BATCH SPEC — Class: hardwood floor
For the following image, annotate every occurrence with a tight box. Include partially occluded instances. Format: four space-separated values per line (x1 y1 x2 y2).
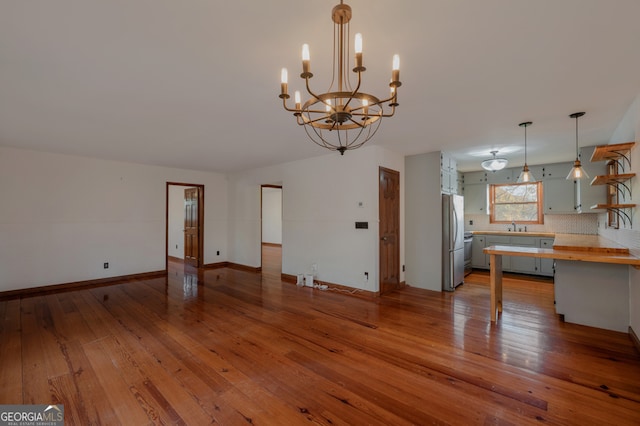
1 249 639 425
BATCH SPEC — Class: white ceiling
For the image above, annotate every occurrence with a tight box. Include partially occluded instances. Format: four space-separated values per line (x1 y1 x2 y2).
1 0 640 173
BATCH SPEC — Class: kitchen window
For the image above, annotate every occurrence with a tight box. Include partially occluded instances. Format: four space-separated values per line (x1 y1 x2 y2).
489 182 543 224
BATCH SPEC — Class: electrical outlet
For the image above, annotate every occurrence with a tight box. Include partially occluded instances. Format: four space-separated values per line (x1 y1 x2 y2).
176 244 178 249
469 220 474 225
217 250 220 256
364 272 369 280
103 262 109 269
402 265 405 272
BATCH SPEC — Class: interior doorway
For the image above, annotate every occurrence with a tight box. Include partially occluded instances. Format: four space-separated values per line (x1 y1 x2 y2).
261 185 282 278
166 182 204 270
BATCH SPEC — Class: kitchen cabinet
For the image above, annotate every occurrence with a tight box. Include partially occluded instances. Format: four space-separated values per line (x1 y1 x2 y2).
471 235 487 268
464 171 488 184
538 238 554 276
555 260 629 332
463 183 487 214
541 162 571 180
541 162 578 214
485 235 511 270
478 234 549 276
456 172 464 195
543 177 578 214
486 169 515 184
440 152 459 194
508 236 537 274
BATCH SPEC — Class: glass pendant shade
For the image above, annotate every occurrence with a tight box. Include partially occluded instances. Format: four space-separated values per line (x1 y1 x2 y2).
566 112 589 180
481 151 508 171
517 164 535 183
516 121 536 183
566 160 589 180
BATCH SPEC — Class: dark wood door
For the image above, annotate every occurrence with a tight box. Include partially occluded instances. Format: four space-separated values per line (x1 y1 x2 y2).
184 187 201 267
379 167 400 295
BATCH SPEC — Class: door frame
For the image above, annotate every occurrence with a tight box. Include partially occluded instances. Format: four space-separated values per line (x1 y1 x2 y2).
260 184 283 269
166 182 205 270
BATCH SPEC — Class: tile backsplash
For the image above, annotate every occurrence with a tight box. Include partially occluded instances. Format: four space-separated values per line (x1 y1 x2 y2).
464 213 599 235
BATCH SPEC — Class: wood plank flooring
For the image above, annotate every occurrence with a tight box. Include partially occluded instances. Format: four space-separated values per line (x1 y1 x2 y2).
1 246 639 425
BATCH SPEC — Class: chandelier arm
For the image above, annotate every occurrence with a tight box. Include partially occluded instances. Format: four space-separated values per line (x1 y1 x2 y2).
346 116 367 129
298 114 334 126
342 71 363 111
304 77 333 111
380 105 397 118
372 93 398 106
281 98 299 113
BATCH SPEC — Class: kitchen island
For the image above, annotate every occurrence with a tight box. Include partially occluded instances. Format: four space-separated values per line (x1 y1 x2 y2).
484 234 640 331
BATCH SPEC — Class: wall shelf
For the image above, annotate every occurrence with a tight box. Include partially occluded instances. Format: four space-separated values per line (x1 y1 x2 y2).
590 173 636 186
590 204 635 226
589 141 635 228
590 141 635 166
590 173 636 201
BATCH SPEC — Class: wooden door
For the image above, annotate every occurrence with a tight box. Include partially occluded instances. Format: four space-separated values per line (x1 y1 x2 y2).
184 187 201 267
379 167 400 295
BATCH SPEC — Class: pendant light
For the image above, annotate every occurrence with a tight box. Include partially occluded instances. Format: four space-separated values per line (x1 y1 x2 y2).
516 121 535 183
566 112 589 180
481 151 508 172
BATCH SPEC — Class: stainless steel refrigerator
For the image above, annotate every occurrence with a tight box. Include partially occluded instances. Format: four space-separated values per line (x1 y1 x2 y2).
442 193 465 291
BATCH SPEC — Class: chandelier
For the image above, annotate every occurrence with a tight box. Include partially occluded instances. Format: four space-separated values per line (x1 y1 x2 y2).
279 1 401 155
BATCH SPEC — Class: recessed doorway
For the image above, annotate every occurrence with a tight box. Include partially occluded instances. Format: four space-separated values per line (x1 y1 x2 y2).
166 182 204 270
261 185 282 278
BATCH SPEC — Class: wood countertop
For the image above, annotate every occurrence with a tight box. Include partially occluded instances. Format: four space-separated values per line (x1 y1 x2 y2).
471 231 555 238
483 245 640 267
552 233 629 254
472 231 629 254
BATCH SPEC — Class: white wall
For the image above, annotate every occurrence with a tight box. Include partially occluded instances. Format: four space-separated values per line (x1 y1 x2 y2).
227 145 405 292
0 147 228 291
261 187 282 245
405 152 443 291
598 92 640 335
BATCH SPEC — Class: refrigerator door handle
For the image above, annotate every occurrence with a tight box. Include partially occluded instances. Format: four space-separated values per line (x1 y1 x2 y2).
452 208 459 247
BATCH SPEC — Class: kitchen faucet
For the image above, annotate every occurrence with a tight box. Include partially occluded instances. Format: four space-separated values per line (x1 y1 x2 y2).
511 221 516 232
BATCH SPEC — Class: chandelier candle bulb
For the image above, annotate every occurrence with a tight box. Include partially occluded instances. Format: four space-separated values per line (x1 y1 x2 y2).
391 54 400 85
280 68 288 97
294 91 301 110
354 33 363 70
362 98 369 116
301 44 311 77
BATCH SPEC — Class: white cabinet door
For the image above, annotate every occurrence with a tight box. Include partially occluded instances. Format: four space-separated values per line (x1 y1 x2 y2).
471 236 487 268
538 238 554 276
485 236 511 270
463 184 487 214
541 162 572 180
441 169 452 194
464 171 488 184
544 178 577 214
486 169 515 184
508 237 538 274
